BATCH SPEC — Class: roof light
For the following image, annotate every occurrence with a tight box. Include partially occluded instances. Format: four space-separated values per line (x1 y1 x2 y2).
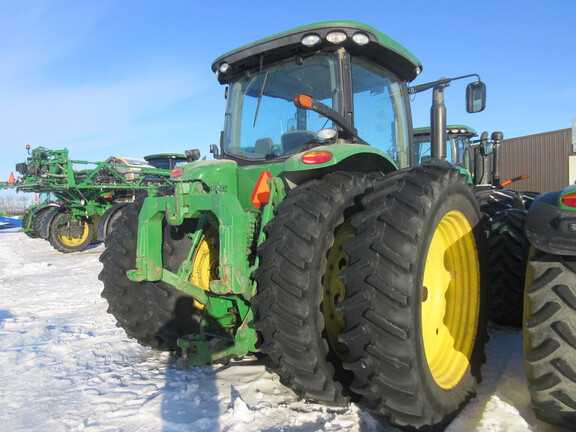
302 151 333 164
301 34 321 47
326 31 347 44
352 32 369 46
218 63 231 74
561 192 576 208
171 167 184 178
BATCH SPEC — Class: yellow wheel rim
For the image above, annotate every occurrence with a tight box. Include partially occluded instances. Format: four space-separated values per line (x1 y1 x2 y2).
58 219 91 247
323 220 354 359
190 228 218 309
421 210 480 390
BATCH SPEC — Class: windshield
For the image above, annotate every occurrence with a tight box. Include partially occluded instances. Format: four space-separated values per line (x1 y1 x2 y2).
224 52 340 160
223 50 410 166
453 136 471 170
146 158 188 170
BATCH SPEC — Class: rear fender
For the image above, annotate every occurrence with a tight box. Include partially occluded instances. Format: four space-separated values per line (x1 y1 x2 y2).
282 143 397 185
525 189 576 255
39 207 63 239
97 203 130 242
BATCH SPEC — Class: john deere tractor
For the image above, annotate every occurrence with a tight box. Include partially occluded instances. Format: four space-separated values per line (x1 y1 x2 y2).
99 21 489 430
413 124 477 172
522 185 576 430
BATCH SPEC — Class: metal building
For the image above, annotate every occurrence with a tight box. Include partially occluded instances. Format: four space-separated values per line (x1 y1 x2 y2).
500 128 573 193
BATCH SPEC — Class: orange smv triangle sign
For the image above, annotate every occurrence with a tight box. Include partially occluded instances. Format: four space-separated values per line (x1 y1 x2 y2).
251 171 272 208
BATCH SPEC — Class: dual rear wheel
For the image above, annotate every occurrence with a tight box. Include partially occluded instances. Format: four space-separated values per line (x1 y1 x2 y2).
255 165 487 430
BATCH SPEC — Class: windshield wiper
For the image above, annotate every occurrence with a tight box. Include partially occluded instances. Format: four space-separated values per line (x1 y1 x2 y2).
253 71 269 127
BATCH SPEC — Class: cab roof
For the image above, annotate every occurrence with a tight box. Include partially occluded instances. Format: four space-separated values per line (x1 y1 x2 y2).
144 153 186 160
212 21 422 84
413 125 478 137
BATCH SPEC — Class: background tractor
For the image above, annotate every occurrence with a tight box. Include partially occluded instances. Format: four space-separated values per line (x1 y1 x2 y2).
413 124 477 172
99 21 492 430
522 185 576 430
143 153 188 170
0 146 182 252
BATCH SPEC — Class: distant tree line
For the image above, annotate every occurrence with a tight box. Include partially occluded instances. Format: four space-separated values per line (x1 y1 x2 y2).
0 195 34 215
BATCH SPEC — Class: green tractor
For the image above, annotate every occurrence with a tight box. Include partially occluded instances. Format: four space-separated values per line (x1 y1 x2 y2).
2 146 180 252
144 153 189 170
523 185 576 430
99 21 490 430
413 124 477 173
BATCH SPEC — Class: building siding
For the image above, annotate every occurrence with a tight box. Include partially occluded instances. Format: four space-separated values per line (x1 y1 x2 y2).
500 128 572 193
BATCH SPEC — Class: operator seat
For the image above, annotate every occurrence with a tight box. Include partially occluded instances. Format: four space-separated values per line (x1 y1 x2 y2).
281 130 317 155
255 138 273 158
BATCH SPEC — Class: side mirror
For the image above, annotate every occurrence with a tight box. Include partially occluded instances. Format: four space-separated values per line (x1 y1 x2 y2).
209 144 220 157
466 81 486 113
15 162 28 175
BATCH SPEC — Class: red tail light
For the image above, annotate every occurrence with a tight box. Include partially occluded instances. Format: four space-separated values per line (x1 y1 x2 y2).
302 151 333 164
171 167 184 178
561 192 576 208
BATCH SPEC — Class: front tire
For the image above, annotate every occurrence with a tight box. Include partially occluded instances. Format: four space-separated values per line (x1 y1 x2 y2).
253 171 378 406
524 251 576 430
339 164 487 430
32 206 57 238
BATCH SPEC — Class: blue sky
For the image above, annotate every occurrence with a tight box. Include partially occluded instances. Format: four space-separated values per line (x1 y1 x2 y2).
1 0 575 184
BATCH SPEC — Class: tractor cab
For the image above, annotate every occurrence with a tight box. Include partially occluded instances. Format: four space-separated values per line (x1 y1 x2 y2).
144 153 188 171
211 21 422 169
413 125 477 170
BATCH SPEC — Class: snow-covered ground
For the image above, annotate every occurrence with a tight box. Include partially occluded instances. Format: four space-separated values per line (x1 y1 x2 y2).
0 226 558 431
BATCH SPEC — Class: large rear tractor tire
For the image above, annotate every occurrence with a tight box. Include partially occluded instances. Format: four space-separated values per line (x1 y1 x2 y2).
524 251 576 430
478 190 537 327
99 199 201 351
47 211 94 253
485 208 530 326
253 171 378 406
339 163 487 431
